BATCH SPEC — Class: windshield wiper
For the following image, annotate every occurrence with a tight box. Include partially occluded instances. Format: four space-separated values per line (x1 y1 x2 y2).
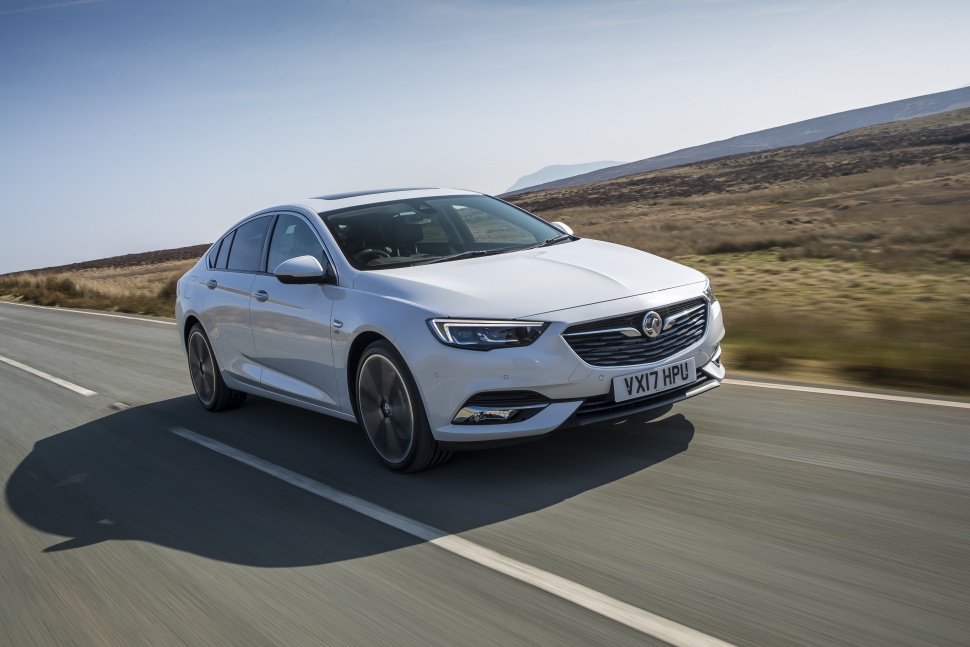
412 249 493 266
412 237 571 266
523 234 573 250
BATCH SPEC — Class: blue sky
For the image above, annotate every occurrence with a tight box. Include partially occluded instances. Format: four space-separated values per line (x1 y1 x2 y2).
1 0 968 273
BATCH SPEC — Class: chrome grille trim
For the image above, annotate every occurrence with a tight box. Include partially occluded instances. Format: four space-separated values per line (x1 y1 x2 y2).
562 326 643 338
662 302 706 330
561 297 708 368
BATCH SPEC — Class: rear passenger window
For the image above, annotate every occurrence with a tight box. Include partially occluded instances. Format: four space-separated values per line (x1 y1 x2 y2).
227 217 271 272
207 239 222 268
215 230 234 269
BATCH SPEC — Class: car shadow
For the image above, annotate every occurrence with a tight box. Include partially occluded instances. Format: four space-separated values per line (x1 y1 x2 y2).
5 395 694 567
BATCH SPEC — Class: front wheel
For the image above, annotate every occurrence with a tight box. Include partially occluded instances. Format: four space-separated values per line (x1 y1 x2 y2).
187 324 247 412
355 340 451 472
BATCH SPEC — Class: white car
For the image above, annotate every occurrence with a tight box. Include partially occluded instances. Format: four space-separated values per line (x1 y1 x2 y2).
176 188 725 471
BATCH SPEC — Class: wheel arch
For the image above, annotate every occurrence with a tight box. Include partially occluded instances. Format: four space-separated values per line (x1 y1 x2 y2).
346 330 389 419
183 314 202 350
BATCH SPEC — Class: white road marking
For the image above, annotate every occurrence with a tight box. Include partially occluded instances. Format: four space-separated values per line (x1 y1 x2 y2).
724 378 970 410
0 300 176 325
168 426 736 647
0 354 98 396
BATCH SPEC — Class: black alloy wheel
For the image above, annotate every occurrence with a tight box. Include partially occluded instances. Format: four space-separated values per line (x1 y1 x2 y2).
356 339 450 472
187 324 247 412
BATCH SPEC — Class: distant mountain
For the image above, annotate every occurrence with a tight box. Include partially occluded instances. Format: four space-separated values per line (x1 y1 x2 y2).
504 161 625 193
502 86 970 196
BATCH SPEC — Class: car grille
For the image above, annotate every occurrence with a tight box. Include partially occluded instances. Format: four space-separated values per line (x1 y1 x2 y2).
562 297 708 368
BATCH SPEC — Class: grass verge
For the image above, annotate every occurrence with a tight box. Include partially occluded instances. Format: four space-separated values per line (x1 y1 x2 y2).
0 271 183 318
686 252 970 394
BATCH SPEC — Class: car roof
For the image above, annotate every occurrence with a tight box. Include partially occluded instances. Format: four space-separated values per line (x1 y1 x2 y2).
287 187 483 214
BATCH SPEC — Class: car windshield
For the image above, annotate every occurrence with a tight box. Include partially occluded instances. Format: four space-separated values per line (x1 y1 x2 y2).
319 195 571 270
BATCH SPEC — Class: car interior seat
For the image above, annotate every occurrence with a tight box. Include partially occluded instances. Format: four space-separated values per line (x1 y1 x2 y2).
382 215 425 257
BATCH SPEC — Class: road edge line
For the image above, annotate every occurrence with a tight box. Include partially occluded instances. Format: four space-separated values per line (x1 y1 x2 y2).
0 300 177 325
724 378 970 409
168 426 736 647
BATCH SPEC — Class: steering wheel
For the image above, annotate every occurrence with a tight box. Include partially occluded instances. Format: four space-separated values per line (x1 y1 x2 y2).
354 248 392 264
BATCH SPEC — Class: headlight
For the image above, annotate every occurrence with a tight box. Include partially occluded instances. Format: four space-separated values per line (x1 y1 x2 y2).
703 279 717 304
428 319 549 351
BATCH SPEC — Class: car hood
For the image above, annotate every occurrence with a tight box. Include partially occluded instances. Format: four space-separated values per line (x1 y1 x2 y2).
351 238 706 319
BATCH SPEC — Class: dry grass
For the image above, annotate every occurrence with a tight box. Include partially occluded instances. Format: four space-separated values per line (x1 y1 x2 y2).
0 259 194 317
525 163 970 272
504 108 970 394
687 251 970 393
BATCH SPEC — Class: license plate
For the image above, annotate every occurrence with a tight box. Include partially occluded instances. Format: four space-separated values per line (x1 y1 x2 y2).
613 358 696 402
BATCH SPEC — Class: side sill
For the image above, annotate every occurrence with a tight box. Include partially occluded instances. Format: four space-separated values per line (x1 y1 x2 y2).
222 371 358 423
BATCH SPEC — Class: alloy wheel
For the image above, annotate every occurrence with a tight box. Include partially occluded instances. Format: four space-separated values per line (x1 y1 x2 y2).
357 353 415 464
188 331 216 407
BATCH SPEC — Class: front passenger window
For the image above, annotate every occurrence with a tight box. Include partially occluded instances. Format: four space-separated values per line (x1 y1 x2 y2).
267 214 325 274
226 216 271 272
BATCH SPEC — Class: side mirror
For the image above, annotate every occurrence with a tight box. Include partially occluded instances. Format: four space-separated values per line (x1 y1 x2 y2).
274 255 331 285
550 221 574 236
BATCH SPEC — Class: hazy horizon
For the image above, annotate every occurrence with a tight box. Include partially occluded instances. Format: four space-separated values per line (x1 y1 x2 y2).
2 0 969 273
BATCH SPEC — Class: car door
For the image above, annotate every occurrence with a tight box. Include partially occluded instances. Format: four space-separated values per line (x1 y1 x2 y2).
199 215 272 384
249 212 340 408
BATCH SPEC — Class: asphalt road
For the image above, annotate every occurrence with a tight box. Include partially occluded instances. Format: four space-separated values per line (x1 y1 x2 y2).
1 300 968 647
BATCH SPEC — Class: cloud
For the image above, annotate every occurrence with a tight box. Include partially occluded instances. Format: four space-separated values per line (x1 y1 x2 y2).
0 0 107 17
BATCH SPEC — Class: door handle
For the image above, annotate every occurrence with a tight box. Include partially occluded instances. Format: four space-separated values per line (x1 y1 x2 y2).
203 279 217 289
253 290 269 302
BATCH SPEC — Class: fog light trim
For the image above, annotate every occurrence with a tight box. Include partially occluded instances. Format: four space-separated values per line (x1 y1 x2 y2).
452 404 548 425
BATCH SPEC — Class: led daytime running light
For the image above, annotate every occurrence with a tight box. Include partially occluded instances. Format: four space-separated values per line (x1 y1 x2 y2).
428 319 549 351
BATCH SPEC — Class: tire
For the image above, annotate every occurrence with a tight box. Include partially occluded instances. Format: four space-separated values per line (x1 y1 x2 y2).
355 340 451 472
187 324 247 412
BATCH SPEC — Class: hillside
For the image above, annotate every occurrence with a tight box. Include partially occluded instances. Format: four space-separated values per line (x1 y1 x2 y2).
28 244 212 274
503 86 970 195
504 107 970 393
505 161 625 193
506 107 970 264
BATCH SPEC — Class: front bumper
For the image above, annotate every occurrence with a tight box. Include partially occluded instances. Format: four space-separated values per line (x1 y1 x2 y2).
415 286 725 444
432 353 724 444
561 356 723 429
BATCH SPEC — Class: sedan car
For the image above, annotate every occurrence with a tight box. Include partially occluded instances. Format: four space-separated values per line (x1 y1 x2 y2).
176 188 725 471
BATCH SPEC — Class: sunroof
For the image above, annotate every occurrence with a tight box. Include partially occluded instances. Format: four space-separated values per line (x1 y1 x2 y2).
313 188 436 200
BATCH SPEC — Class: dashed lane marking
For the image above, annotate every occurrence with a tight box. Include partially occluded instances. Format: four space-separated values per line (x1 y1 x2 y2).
0 354 98 396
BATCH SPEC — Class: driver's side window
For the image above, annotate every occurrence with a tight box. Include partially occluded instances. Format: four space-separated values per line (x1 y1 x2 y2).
267 214 324 274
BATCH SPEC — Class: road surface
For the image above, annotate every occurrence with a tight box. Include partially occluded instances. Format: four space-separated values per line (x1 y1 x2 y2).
0 300 967 646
